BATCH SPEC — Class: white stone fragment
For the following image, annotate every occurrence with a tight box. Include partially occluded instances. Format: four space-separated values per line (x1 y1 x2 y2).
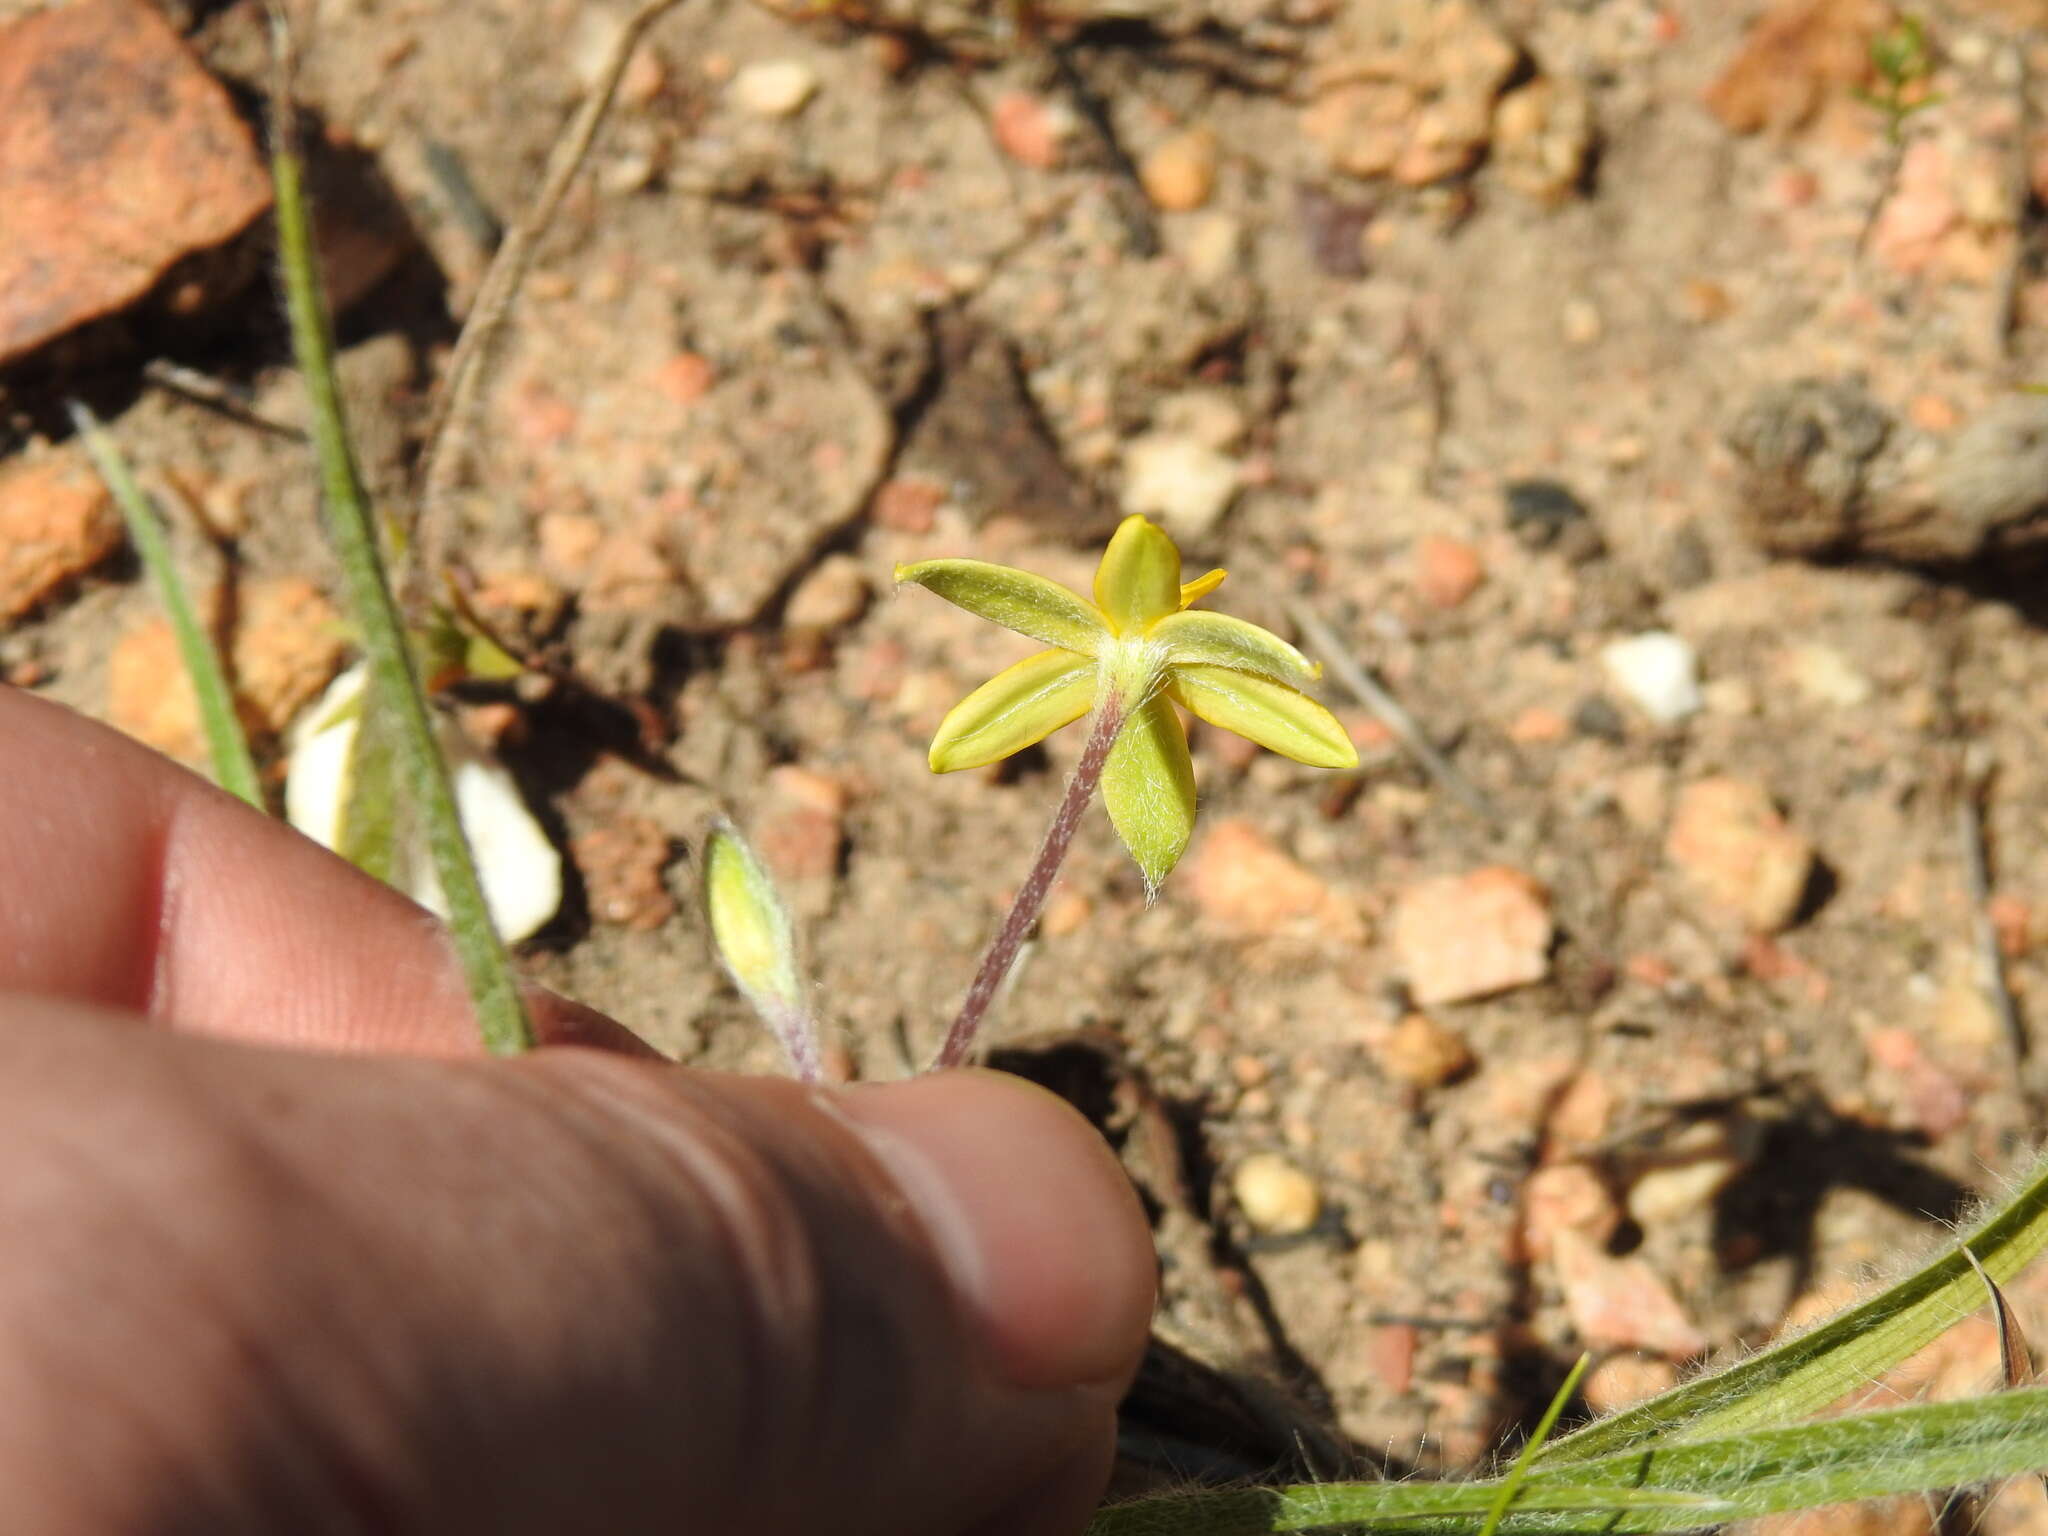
1120 431 1241 539
285 665 562 943
731 58 818 119
1600 631 1702 725
1232 1152 1321 1237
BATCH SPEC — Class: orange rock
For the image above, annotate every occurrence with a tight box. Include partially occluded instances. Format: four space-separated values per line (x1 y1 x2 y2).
1413 533 1484 608
1505 706 1568 744
1988 892 2032 957
870 476 946 534
1140 128 1219 212
1549 1069 1615 1149
1906 392 1958 433
990 91 1067 171
1365 1322 1418 1394
1374 1012 1475 1088
1184 818 1362 942
0 449 120 619
1389 866 1553 1005
0 0 272 363
1521 1162 1621 1262
1550 1228 1709 1358
651 352 715 405
754 765 848 912
1580 1353 1679 1414
1666 777 1816 932
1735 1497 1937 1536
1871 141 1958 276
229 576 346 733
1701 0 1888 136
1040 889 1092 938
104 575 345 762
107 620 206 763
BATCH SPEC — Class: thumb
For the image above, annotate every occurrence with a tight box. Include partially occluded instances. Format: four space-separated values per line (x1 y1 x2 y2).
526 1052 1160 1536
0 1011 1155 1536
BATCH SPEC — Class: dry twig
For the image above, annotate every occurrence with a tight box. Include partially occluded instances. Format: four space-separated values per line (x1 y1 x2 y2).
412 0 686 588
1283 593 1500 833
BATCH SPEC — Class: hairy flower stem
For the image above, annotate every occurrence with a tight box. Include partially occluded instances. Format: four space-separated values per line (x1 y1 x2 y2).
934 697 1126 1070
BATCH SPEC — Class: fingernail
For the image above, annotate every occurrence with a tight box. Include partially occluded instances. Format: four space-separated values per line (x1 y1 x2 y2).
833 1070 1155 1391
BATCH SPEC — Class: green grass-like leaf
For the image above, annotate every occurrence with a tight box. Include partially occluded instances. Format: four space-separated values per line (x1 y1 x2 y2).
67 401 265 811
268 62 533 1056
1091 1388 2048 1535
1536 1152 2048 1465
1479 1353 1590 1536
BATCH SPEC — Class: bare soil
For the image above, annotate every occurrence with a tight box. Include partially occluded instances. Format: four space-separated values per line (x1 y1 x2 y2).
13 0 2048 1505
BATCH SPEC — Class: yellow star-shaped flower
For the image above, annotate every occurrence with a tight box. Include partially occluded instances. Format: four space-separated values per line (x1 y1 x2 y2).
896 514 1358 889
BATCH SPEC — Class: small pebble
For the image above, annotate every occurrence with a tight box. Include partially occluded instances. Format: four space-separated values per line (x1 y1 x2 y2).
1121 431 1241 540
1571 694 1627 741
990 90 1068 169
1039 889 1092 938
785 553 870 632
1676 277 1733 324
1390 867 1553 1006
1521 1161 1622 1262
1154 389 1247 452
1506 706 1569 744
0 449 120 621
1184 818 1360 941
1375 1013 1475 1088
1581 1355 1679 1414
651 351 715 405
1233 1152 1322 1237
1412 534 1484 609
1550 1228 1709 1359
1503 478 1590 548
1626 1157 1742 1227
1181 211 1244 284
731 58 818 118
1560 297 1602 346
870 476 946 534
1663 521 1714 589
572 817 677 931
1666 776 1816 933
1600 632 1703 725
1785 642 1872 707
1141 127 1219 212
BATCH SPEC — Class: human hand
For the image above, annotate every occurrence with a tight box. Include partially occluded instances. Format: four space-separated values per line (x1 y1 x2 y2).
0 687 1154 1535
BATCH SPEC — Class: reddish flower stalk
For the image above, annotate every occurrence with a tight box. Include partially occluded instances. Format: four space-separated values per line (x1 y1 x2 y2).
932 697 1125 1070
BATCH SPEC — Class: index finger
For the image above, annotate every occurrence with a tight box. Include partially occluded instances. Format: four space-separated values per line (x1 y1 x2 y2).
0 686 648 1056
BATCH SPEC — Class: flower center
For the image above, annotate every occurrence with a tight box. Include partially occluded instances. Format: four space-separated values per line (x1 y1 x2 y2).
1100 634 1170 712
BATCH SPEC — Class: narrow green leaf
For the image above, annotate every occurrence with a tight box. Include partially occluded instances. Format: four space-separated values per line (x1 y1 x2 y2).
1150 609 1321 687
1092 1389 2048 1536
1537 1151 2048 1465
270 67 533 1055
928 648 1096 772
1479 1353 1591 1536
68 402 265 811
1099 693 1196 892
895 559 1108 657
1170 664 1358 769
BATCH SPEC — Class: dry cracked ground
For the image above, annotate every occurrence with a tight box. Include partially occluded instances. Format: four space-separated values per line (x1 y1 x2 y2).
9 0 2048 1525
